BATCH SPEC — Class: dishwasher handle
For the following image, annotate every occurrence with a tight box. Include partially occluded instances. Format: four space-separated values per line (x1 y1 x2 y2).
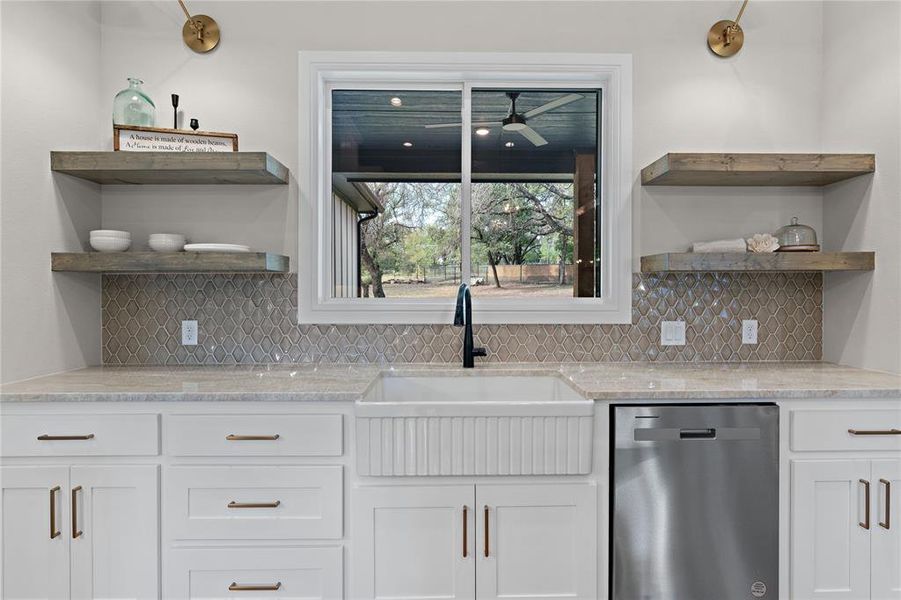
679 428 716 439
634 426 760 442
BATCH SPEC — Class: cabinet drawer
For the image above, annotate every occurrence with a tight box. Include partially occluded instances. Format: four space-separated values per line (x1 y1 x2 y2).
167 414 342 456
166 547 342 600
166 466 343 540
1 413 159 457
791 409 901 452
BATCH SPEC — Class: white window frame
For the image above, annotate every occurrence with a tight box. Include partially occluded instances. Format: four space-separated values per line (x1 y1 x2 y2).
298 51 632 324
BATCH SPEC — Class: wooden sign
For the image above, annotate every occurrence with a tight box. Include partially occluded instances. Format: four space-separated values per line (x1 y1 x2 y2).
113 125 238 152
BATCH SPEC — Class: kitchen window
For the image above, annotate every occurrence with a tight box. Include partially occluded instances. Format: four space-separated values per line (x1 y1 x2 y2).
299 52 632 324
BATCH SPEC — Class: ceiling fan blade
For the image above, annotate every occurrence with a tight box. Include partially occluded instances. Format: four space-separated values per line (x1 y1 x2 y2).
523 93 583 119
518 125 548 147
423 121 499 129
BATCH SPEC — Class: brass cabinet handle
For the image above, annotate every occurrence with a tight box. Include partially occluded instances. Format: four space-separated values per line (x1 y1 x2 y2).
71 486 83 538
462 505 468 558
37 434 95 441
848 429 901 436
484 505 490 557
226 434 280 441
879 479 891 530
228 582 282 592
227 500 281 509
859 479 871 530
49 486 61 539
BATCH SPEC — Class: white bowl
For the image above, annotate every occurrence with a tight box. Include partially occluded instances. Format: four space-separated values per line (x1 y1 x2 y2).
90 237 131 252
149 238 185 252
90 229 130 239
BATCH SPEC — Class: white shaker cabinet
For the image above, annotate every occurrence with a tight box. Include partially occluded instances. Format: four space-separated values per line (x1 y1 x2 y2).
872 460 901 600
0 464 158 600
789 405 901 600
353 483 597 600
0 466 71 600
70 465 159 600
792 459 901 600
353 485 476 600
167 547 342 600
791 460 872 600
476 484 597 600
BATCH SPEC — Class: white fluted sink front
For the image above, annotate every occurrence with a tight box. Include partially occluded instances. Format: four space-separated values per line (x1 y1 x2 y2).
355 373 593 476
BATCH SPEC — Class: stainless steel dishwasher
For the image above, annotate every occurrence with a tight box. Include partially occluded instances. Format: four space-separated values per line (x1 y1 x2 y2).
611 404 779 600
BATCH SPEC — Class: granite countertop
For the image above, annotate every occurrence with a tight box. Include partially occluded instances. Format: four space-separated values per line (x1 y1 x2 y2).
1 362 900 403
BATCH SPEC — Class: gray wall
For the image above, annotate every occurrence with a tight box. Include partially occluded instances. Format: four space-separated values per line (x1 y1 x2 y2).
1 1 898 380
822 1 901 374
1 1 103 383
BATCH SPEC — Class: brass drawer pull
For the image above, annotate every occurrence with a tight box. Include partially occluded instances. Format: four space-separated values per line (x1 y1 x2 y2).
859 479 870 530
226 434 280 441
879 479 891 530
227 500 281 509
71 486 83 538
38 434 95 441
848 428 901 436
484 505 490 557
228 582 282 592
49 486 61 539
462 505 468 558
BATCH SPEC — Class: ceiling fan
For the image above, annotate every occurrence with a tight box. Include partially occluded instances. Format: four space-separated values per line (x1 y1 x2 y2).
424 92 583 147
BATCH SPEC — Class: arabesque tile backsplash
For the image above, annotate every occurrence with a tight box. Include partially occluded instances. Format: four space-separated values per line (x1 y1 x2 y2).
102 272 822 365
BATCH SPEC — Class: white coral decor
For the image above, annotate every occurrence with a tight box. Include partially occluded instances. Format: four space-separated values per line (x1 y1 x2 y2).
746 233 780 253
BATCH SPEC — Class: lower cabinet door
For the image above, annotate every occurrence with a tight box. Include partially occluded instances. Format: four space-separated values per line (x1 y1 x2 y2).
872 459 901 599
70 465 160 600
0 466 70 600
166 546 343 600
353 485 475 600
475 483 597 600
791 460 872 600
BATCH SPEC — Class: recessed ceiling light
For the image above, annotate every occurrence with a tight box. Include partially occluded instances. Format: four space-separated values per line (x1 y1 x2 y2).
402 141 413 147
505 141 515 148
475 128 490 136
390 97 402 107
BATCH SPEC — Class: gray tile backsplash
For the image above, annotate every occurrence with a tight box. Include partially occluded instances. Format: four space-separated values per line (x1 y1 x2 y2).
102 272 822 365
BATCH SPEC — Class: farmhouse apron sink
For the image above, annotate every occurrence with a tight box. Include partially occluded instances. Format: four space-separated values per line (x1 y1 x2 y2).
355 373 594 476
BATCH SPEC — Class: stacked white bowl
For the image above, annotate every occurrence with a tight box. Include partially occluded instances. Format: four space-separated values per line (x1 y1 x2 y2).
148 233 186 252
89 230 131 252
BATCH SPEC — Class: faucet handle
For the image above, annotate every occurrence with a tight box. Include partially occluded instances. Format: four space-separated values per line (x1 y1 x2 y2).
453 283 468 326
472 347 488 358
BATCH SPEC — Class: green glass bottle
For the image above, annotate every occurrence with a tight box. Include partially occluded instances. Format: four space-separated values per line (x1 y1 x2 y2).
112 77 155 126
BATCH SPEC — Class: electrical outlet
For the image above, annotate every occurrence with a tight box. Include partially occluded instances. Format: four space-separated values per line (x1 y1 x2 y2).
181 320 198 345
742 319 758 344
661 320 686 346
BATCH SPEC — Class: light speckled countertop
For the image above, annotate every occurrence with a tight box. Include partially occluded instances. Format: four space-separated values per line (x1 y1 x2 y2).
1 362 899 402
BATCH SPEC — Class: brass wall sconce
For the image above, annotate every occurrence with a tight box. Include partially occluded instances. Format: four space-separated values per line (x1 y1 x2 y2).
178 0 220 53
708 0 750 57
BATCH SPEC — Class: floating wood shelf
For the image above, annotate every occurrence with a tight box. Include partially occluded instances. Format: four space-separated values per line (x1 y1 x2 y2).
51 252 289 273
50 151 289 185
640 252 875 273
641 153 875 186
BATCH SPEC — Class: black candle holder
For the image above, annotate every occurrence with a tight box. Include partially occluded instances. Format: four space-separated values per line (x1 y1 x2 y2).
171 94 179 129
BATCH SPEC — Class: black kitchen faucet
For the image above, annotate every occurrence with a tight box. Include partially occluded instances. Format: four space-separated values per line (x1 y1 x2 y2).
454 283 488 368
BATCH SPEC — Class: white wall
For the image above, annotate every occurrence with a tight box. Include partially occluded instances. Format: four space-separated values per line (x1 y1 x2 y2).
0 1 103 384
98 1 826 265
821 1 901 374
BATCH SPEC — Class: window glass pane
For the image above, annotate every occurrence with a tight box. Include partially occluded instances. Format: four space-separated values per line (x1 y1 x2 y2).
331 90 462 298
469 89 600 298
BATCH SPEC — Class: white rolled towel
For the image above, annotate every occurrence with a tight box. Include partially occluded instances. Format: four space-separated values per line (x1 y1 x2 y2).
690 238 748 253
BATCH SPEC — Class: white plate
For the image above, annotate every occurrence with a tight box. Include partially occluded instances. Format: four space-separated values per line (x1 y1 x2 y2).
184 243 251 253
